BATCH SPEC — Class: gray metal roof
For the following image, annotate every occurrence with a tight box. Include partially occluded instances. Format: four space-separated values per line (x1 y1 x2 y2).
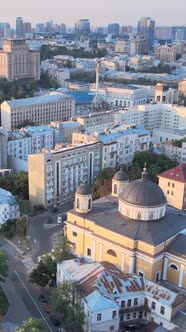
69 197 186 246
166 233 186 256
113 170 128 182
4 93 73 108
76 183 92 195
120 178 167 207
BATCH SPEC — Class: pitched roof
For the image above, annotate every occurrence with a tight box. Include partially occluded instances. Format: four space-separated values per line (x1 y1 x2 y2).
158 164 186 183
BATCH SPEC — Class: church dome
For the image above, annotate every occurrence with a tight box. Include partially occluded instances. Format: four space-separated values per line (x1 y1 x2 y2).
76 183 92 196
113 170 128 182
120 178 166 207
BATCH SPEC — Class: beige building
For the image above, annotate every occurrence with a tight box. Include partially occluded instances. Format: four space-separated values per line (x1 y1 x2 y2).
77 112 114 134
158 164 186 210
0 38 40 81
65 168 186 289
1 94 75 130
155 44 176 63
28 141 102 208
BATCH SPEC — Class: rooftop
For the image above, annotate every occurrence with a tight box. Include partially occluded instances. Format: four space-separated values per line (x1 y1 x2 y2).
158 164 186 183
68 91 95 104
3 93 73 108
98 125 149 144
24 125 53 136
67 196 186 246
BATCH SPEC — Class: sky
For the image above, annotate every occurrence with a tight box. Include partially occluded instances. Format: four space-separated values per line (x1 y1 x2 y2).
1 0 186 27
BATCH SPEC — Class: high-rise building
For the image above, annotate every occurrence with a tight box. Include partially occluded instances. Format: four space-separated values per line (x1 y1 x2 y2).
137 17 155 49
60 23 66 34
16 17 24 38
0 38 40 82
108 23 120 36
23 22 32 37
75 19 90 34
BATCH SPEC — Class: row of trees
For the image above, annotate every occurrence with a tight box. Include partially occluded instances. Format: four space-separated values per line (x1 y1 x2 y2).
0 216 27 239
28 232 84 331
0 171 28 200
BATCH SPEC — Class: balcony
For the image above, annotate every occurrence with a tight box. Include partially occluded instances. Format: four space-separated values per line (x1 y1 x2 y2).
119 304 149 314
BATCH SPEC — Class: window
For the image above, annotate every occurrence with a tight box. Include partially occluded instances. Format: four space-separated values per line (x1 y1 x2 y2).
87 248 91 257
97 313 101 321
121 300 125 308
172 183 175 188
133 312 136 319
168 182 170 186
139 311 143 318
160 306 165 315
112 310 117 318
169 263 179 271
72 231 77 237
110 326 114 331
126 313 130 320
151 301 156 310
167 190 170 194
138 271 144 277
114 184 117 194
107 249 117 257
171 191 174 195
160 322 163 327
76 198 80 209
137 212 141 219
120 314 124 321
134 298 138 306
127 299 131 307
88 198 91 209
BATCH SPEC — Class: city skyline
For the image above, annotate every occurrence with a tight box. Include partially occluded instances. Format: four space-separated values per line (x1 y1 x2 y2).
1 0 186 27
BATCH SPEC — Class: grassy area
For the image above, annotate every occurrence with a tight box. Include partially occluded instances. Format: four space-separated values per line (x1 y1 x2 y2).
0 286 9 316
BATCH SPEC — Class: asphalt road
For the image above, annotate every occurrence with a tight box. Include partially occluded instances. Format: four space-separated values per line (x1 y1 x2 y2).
0 202 73 331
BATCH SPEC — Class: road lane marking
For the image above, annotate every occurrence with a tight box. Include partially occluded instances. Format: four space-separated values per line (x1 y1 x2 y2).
14 270 53 332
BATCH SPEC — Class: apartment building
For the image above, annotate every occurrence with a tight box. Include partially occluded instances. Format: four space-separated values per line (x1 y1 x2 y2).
152 127 186 144
155 44 176 63
0 188 20 224
90 84 148 108
57 259 184 332
1 94 75 130
49 121 81 144
98 124 150 168
0 129 8 169
7 130 32 161
0 38 40 81
77 112 114 134
24 125 54 154
28 141 102 208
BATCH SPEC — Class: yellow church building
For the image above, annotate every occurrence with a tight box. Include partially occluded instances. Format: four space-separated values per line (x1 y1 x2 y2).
64 167 186 289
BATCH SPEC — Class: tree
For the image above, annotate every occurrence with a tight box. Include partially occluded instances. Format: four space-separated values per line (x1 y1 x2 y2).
29 256 56 288
0 251 8 282
16 216 27 237
0 171 29 200
51 281 84 331
29 260 52 288
52 232 73 263
15 318 46 332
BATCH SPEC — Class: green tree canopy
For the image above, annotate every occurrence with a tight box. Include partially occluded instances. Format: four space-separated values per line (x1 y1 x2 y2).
52 233 73 263
0 172 28 200
29 259 56 288
15 318 46 332
16 216 27 237
0 251 8 282
51 281 84 331
129 151 177 182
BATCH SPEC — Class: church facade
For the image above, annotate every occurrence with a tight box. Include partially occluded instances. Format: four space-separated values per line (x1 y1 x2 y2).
64 168 186 289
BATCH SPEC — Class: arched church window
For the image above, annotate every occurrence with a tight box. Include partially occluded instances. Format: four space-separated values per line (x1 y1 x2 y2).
114 184 117 194
107 249 117 257
88 198 91 209
137 212 141 219
169 263 179 271
149 212 154 220
76 198 80 209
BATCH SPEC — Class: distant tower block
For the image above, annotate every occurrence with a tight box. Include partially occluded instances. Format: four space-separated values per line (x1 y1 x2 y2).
155 83 164 103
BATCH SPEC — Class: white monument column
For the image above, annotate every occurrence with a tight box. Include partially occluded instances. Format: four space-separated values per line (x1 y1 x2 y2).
129 255 135 274
178 264 185 288
162 256 169 280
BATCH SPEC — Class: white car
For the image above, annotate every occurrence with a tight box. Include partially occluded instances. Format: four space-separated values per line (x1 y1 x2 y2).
58 328 66 332
57 214 62 223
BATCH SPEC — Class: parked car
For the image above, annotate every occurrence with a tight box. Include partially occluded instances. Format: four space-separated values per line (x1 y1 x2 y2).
38 294 47 303
57 214 62 223
44 303 51 313
50 207 58 213
47 217 53 224
50 315 60 326
58 328 66 332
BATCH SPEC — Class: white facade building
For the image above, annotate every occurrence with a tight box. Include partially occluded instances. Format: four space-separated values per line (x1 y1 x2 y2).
57 259 184 332
90 84 148 108
1 94 75 130
7 131 32 161
77 112 114 135
98 124 150 168
24 125 54 154
152 128 186 144
0 188 20 224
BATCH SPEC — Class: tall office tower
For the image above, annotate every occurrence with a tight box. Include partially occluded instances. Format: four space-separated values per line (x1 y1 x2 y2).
155 27 173 41
137 17 155 49
75 19 90 34
23 22 32 37
0 38 40 81
16 17 24 38
60 23 66 34
107 23 120 36
35 23 45 34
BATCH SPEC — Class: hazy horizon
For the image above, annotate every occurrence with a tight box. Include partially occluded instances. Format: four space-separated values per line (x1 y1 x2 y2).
1 0 186 27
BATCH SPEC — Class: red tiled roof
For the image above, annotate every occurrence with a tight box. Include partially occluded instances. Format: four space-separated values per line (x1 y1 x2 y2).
158 164 186 183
